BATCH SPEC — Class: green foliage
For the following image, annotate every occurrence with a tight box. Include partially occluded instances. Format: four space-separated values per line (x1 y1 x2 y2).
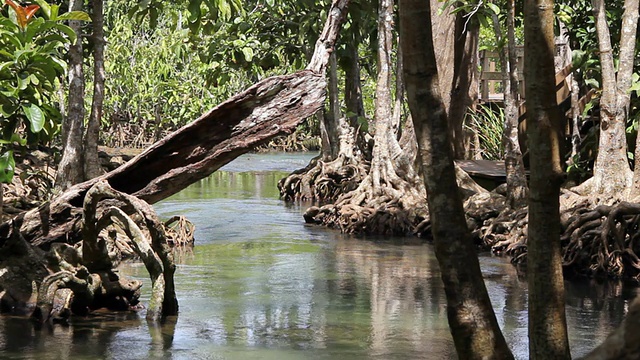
465 104 505 160
102 3 258 147
0 1 83 183
439 0 500 31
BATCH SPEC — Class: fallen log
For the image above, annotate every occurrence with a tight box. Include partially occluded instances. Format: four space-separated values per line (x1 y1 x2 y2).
3 71 325 248
0 0 350 317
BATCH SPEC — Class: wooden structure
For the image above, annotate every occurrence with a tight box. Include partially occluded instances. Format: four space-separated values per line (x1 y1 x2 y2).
479 44 571 104
456 159 506 190
479 47 525 102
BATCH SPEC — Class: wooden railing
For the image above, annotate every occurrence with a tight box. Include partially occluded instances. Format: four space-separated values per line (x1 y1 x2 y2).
479 47 525 102
479 43 571 103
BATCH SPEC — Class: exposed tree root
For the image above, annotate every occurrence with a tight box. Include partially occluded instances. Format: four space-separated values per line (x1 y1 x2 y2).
303 131 429 235
164 216 195 247
558 200 640 278
0 180 178 323
279 153 369 202
467 190 640 279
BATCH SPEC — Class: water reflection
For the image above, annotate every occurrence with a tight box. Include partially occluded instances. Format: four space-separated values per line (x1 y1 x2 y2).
0 153 631 359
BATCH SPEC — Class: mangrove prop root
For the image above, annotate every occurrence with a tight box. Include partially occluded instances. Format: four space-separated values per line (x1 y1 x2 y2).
31 180 181 323
279 154 369 202
164 216 195 247
83 180 178 320
479 198 640 279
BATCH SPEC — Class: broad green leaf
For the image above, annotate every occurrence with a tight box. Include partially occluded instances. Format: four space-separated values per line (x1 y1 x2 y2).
0 133 26 146
487 3 500 15
188 0 202 23
56 11 92 22
50 4 60 20
52 23 78 44
0 62 13 73
241 47 254 62
33 0 51 19
0 151 15 183
22 103 45 133
0 103 18 117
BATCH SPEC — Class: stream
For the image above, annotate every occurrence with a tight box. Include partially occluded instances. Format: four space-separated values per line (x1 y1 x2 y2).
0 152 636 359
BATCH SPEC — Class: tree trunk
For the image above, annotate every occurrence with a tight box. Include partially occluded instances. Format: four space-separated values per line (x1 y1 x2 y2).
619 0 640 197
84 0 106 180
492 0 528 208
344 40 365 127
584 0 635 199
370 0 395 186
56 0 86 191
326 52 341 160
399 0 514 358
524 0 571 358
449 12 479 159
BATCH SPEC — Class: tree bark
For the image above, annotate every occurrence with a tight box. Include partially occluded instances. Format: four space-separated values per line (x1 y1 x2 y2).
56 0 86 191
344 40 365 128
84 0 106 180
400 0 514 358
620 0 640 197
524 0 571 358
586 0 635 199
324 52 341 160
449 12 479 159
307 0 351 74
492 0 529 208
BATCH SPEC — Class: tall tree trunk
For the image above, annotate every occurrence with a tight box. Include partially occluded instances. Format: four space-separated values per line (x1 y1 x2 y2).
492 0 528 208
524 0 571 358
279 0 369 203
449 12 480 159
400 0 514 358
56 0 85 191
587 0 635 199
369 0 396 188
618 0 640 197
84 0 105 180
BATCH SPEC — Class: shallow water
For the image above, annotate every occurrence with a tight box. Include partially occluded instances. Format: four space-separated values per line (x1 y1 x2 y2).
0 152 635 359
